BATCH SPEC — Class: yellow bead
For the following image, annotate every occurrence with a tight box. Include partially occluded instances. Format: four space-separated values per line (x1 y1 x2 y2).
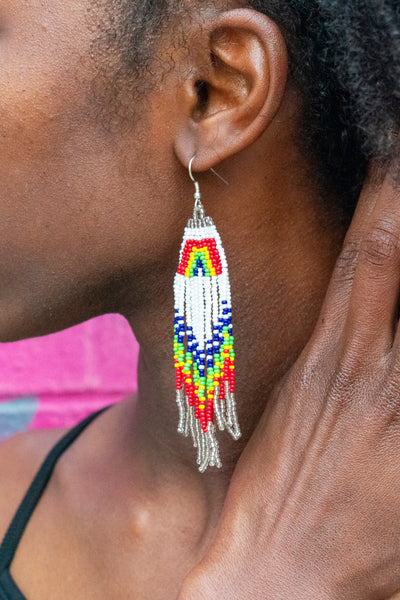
199 405 205 410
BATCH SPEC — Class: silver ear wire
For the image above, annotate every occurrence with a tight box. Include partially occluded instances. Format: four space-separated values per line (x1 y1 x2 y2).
210 167 229 186
189 155 205 221
188 155 230 187
188 155 230 222
188 156 201 196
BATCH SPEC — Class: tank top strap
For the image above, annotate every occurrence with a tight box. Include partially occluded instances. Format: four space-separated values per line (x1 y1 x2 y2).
0 405 112 571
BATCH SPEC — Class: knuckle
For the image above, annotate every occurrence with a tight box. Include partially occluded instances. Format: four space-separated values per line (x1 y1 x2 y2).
327 372 361 412
339 337 377 376
331 356 359 396
290 344 328 391
372 373 400 430
333 237 361 282
360 222 400 267
331 348 388 413
328 346 377 405
291 361 319 393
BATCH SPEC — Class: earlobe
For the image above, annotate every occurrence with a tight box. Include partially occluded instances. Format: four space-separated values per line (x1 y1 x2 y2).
174 8 288 173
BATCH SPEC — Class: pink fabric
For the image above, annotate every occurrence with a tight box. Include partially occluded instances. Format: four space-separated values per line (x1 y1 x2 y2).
0 314 139 438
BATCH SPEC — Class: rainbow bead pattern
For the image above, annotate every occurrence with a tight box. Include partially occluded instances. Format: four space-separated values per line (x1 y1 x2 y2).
174 216 241 472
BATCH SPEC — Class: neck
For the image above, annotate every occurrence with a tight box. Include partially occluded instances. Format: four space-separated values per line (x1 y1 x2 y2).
113 109 351 522
119 181 346 523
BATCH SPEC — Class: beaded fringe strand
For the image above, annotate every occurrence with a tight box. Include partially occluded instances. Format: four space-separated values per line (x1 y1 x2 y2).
174 216 241 472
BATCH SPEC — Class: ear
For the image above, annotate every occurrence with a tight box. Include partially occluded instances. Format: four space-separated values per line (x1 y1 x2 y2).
174 8 288 173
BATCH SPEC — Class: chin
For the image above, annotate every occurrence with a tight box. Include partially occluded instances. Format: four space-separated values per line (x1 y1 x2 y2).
0 299 62 344
0 321 49 344
0 283 105 344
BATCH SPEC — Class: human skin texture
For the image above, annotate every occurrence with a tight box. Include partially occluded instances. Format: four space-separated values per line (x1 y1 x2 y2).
179 162 400 600
0 1 396 599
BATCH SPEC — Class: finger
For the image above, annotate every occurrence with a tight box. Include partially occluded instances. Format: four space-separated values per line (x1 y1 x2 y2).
343 166 400 357
305 160 386 352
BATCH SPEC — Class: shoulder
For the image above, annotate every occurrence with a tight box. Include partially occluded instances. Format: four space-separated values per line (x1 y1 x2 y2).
0 427 69 545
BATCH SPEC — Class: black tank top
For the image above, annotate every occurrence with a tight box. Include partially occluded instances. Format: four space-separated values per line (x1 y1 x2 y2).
0 404 112 600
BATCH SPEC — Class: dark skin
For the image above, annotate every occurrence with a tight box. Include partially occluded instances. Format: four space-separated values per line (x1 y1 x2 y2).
179 161 400 600
0 2 396 599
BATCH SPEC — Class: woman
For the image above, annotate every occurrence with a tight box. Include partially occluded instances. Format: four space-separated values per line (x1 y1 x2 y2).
0 0 399 598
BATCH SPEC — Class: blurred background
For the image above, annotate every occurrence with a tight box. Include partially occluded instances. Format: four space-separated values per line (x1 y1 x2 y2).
0 314 139 441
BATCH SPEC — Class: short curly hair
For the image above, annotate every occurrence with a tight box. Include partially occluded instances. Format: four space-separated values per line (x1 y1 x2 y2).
92 0 400 217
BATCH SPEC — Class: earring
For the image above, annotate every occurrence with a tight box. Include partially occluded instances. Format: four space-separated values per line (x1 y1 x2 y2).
174 155 241 472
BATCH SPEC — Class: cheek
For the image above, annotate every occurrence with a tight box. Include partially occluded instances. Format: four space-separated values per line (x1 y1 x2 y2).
0 3 91 217
0 2 183 340
0 2 96 141
0 4 118 317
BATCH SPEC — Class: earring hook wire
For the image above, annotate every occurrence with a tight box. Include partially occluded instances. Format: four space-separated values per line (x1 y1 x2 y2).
188 155 229 186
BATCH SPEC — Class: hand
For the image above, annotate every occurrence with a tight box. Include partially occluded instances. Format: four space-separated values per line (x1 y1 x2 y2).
179 160 400 600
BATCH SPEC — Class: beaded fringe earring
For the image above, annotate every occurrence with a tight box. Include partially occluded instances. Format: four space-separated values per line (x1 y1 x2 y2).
174 156 241 472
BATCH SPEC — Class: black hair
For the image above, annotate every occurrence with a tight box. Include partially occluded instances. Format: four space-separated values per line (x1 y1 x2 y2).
97 0 400 217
